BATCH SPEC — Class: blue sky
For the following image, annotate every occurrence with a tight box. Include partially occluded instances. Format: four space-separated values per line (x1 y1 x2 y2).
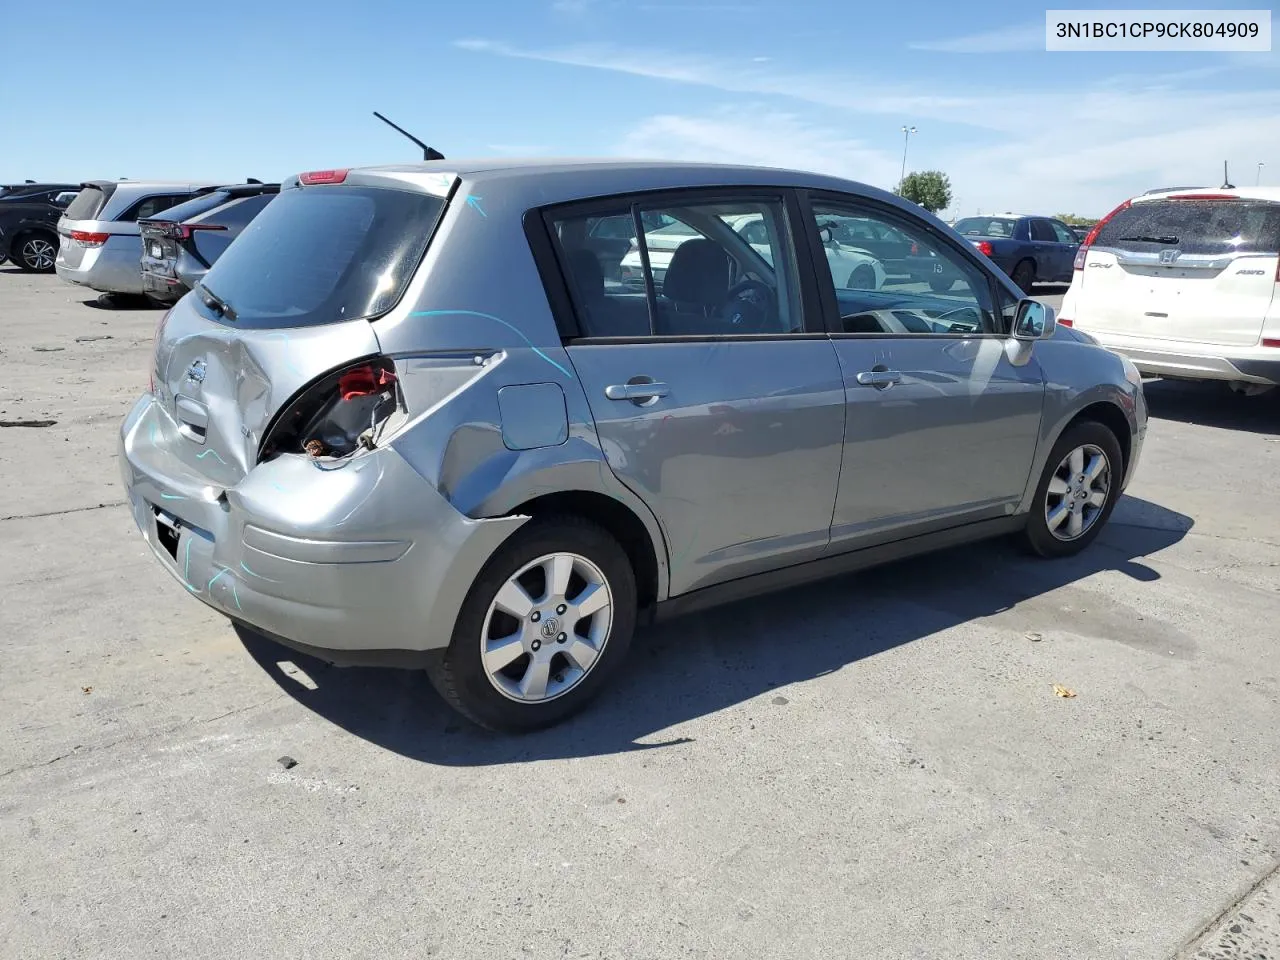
2 0 1277 216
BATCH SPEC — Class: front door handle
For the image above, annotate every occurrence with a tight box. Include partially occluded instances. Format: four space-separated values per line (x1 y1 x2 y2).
855 369 902 388
605 381 669 402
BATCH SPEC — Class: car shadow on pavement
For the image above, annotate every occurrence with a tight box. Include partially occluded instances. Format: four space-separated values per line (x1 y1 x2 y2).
81 293 158 310
238 494 1191 766
0 266 27 275
1143 379 1280 437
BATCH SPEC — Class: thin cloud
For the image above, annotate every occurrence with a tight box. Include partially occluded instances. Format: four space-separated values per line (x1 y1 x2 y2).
908 22 1044 53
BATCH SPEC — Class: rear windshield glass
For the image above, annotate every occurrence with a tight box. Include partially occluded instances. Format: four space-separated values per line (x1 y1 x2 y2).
64 185 111 221
1095 199 1280 255
195 185 445 329
954 217 1018 238
144 190 230 225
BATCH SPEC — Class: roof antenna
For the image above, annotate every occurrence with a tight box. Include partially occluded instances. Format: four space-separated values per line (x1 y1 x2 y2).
373 111 445 161
1222 160 1235 189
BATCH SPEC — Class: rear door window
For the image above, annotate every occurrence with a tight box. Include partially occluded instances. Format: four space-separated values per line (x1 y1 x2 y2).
1049 221 1077 244
63 185 110 220
207 193 274 228
1095 199 1280 255
123 193 195 222
195 185 444 329
144 191 230 224
1030 219 1057 242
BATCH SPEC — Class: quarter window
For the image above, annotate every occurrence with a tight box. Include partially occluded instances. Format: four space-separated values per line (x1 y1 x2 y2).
1030 219 1058 242
550 196 804 338
808 201 996 335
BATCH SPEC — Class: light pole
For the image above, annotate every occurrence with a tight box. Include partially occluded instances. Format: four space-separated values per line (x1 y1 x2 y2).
1258 162 1266 185
899 125 917 191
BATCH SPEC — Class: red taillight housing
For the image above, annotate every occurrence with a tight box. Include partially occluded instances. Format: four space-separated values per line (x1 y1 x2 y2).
1263 338 1280 348
259 357 399 462
974 240 994 257
1075 198 1132 271
299 168 349 185
1058 318 1074 327
910 241 920 255
70 230 109 246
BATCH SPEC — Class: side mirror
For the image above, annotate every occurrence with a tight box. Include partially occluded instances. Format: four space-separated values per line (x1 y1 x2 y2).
1013 299 1056 340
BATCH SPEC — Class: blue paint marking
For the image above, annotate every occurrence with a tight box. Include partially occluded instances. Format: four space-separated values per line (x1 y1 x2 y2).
230 581 242 611
408 310 574 379
149 425 160 445
181 538 199 593
240 560 280 583
196 449 227 465
207 567 233 591
268 480 287 493
465 195 487 218
159 493 185 501
261 332 303 376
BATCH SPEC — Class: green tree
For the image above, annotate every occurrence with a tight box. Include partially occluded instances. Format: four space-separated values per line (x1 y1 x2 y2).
1054 213 1096 226
897 170 952 213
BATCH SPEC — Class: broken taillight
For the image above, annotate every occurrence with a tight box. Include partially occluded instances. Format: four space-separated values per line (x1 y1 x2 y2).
163 222 227 240
258 357 399 462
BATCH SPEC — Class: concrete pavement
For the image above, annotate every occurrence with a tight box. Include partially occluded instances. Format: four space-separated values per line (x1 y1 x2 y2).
2 271 1278 959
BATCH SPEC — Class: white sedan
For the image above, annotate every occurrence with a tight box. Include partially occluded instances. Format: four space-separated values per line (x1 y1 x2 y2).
618 213 886 292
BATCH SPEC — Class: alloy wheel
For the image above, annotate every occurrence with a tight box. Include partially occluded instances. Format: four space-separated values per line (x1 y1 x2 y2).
480 552 614 703
22 237 56 271
1045 443 1111 541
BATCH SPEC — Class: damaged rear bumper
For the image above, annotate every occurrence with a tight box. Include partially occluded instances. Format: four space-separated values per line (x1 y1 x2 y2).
119 395 527 664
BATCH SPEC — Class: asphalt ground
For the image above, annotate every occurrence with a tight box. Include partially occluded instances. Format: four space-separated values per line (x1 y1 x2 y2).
2 271 1278 959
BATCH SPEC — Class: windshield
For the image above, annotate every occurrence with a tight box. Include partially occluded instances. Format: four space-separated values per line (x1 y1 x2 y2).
954 217 1018 238
1094 199 1280 255
196 185 445 329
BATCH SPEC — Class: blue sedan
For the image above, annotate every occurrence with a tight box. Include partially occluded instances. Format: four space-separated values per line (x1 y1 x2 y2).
952 214 1080 293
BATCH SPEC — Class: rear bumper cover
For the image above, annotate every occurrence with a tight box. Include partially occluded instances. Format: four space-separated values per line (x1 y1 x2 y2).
56 237 146 294
1077 331 1280 386
119 395 527 661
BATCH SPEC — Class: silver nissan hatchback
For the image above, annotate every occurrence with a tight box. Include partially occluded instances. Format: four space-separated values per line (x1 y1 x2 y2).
119 159 1147 731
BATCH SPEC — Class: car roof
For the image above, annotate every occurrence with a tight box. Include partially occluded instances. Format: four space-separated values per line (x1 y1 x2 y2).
82 179 220 191
328 157 925 214
1134 185 1280 203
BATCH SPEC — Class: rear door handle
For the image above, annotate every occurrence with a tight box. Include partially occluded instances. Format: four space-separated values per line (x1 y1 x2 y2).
855 370 902 388
605 382 669 402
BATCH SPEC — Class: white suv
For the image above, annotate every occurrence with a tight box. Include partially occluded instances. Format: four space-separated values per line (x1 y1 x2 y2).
1059 187 1280 394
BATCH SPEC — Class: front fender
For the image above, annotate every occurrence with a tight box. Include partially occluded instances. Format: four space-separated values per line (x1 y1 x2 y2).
1017 338 1145 513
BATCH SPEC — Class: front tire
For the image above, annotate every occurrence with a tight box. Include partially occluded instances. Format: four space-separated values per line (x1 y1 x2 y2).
426 515 637 732
928 276 956 293
13 232 58 272
1021 420 1123 558
846 265 876 290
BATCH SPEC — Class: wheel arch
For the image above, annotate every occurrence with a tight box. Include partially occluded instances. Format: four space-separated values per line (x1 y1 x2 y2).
508 489 664 614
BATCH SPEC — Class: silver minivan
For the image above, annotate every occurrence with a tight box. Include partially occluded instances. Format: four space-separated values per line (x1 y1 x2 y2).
119 159 1147 732
55 180 218 296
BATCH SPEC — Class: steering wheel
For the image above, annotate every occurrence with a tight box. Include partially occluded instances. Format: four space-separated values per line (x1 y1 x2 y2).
719 279 774 334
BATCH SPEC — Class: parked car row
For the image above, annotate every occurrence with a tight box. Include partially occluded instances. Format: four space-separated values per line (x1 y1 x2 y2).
0 182 79 271
54 179 277 299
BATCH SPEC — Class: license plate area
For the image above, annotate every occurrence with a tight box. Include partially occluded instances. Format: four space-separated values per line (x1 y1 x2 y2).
153 506 181 560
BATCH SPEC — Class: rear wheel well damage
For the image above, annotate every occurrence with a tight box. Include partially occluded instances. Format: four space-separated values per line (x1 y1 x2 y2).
1067 401 1132 474
508 491 661 611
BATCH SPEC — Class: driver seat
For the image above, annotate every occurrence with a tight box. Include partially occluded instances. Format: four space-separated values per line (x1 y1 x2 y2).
658 239 730 335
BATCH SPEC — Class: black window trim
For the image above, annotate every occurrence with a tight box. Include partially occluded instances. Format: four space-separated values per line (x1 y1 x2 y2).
798 189 1017 338
524 185 831 345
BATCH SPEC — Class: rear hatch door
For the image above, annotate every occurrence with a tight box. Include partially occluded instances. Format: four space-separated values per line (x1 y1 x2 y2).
150 179 446 487
1076 196 1280 345
56 182 115 268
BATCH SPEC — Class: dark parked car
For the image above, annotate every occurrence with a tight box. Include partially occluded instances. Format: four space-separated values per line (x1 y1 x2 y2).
952 214 1080 293
139 182 279 302
0 183 80 271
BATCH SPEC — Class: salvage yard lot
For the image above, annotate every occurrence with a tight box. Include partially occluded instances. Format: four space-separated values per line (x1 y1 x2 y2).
2 269 1279 959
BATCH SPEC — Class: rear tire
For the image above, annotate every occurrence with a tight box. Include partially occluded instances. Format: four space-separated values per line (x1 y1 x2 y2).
846 265 876 290
13 231 58 272
1011 259 1036 295
1021 420 1123 558
928 276 956 293
426 514 637 732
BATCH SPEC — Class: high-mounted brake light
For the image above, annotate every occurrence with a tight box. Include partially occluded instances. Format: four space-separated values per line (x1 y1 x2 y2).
1166 193 1238 201
299 169 349 185
164 222 227 241
1074 198 1132 271
974 240 994 257
70 230 109 246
